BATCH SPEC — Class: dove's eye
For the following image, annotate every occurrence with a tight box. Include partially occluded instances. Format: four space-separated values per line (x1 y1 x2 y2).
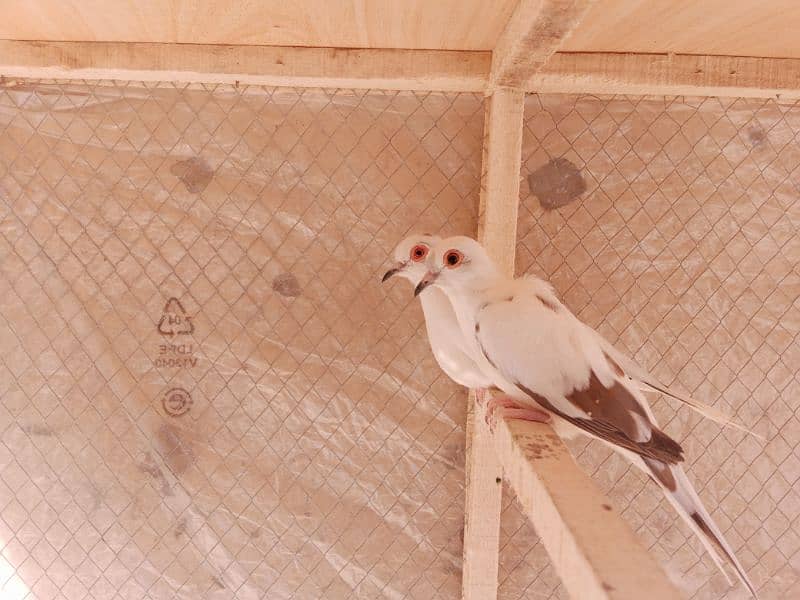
409 244 428 262
444 249 464 268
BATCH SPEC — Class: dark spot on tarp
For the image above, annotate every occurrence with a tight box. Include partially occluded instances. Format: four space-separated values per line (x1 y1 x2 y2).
602 582 615 592
138 452 173 497
250 527 262 539
272 273 301 297
211 575 226 590
174 517 188 538
439 442 464 470
88 483 103 512
171 157 213 193
156 424 195 476
528 157 586 210
21 424 54 436
746 127 766 147
602 503 612 511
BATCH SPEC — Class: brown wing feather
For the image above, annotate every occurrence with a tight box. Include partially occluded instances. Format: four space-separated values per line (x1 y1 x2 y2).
515 380 684 464
475 310 683 464
565 371 648 441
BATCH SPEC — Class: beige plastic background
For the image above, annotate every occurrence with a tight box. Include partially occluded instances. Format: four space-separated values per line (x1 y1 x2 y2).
0 81 481 600
0 82 797 600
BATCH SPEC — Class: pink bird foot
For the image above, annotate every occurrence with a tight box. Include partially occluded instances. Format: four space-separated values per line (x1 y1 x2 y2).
485 395 550 432
475 388 489 406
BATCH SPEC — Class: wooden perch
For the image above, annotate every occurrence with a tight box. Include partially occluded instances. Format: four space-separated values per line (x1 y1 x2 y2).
480 401 681 599
462 391 504 600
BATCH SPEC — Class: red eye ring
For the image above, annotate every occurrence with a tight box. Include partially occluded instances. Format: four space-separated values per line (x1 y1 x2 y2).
443 249 463 268
409 244 428 262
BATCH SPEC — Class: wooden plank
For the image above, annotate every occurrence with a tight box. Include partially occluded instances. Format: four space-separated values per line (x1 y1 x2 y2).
461 391 503 600
461 88 524 600
562 0 800 60
0 40 490 92
532 52 800 99
481 401 681 600
490 0 597 89
476 88 525 276
0 0 518 51
7 42 800 100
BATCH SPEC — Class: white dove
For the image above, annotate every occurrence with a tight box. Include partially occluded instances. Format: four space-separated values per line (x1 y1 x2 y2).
382 234 548 421
414 235 758 598
382 234 490 389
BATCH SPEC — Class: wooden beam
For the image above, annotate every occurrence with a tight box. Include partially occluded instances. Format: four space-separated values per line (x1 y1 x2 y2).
532 51 800 99
476 88 525 276
461 390 503 600
462 88 525 600
490 0 597 89
7 41 800 100
0 40 490 92
481 402 681 600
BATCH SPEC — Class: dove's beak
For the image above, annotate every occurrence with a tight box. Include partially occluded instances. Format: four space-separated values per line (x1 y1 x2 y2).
382 262 405 283
414 271 439 296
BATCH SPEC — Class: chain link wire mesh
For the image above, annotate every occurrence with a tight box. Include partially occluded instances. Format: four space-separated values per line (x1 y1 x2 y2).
2 80 798 600
0 80 485 599
500 94 800 600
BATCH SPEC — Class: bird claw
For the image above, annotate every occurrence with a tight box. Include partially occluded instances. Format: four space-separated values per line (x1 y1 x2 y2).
484 394 551 432
475 388 487 406
484 395 519 431
501 407 551 425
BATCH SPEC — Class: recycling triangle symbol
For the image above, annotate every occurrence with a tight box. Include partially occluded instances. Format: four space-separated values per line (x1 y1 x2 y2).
157 297 194 336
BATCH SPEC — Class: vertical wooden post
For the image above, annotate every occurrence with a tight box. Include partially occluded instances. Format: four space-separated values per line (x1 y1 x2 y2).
476 88 525 276
462 87 525 600
461 390 504 600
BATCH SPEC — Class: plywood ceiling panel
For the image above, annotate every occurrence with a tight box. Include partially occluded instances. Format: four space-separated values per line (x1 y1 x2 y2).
562 0 800 59
0 0 518 50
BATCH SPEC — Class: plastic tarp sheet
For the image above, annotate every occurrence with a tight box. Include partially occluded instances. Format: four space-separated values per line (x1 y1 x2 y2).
0 80 483 600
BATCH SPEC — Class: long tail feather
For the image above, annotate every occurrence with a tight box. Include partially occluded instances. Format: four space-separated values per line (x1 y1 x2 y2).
642 458 759 598
600 339 761 438
638 379 763 439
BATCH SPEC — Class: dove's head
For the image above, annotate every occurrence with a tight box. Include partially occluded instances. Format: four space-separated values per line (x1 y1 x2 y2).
382 234 441 285
414 236 499 296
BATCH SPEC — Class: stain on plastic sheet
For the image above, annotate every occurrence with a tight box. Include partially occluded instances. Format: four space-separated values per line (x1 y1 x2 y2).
171 157 214 193
528 157 586 210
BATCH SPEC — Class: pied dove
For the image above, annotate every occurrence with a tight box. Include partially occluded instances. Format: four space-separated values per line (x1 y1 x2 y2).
413 235 758 598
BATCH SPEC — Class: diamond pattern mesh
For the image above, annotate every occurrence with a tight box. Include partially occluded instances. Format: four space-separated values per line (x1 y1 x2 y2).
499 94 800 600
0 80 485 599
2 80 799 600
